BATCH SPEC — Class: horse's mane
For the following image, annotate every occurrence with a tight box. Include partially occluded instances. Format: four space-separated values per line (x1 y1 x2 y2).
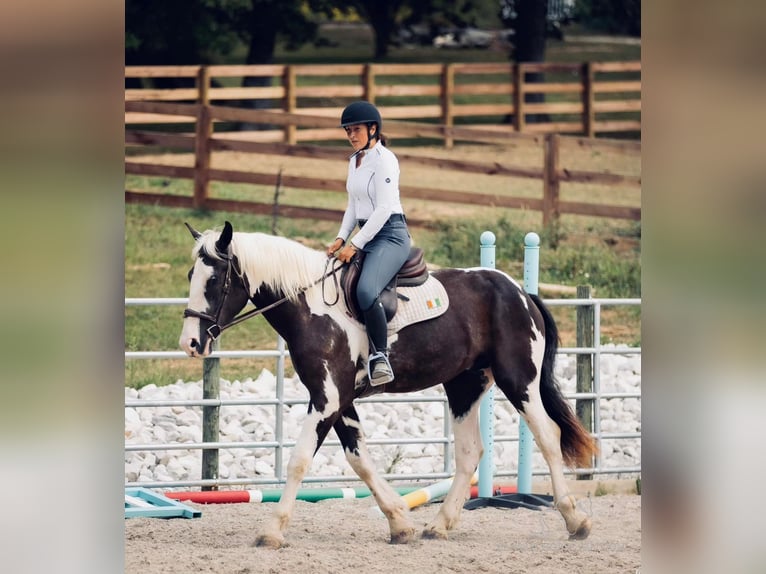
193 230 327 301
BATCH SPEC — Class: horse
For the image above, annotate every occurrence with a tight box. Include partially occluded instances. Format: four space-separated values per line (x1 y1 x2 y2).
179 221 597 548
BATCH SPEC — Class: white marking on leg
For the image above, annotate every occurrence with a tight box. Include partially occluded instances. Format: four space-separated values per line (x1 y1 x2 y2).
340 414 416 541
425 383 489 537
257 366 340 546
519 327 589 536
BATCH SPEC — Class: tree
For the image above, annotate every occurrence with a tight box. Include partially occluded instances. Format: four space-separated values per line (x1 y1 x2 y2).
125 0 244 65
511 0 549 64
234 0 322 65
328 0 408 60
126 0 324 78
499 0 554 63
500 0 550 123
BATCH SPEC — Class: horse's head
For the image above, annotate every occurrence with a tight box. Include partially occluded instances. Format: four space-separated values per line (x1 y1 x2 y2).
179 221 251 357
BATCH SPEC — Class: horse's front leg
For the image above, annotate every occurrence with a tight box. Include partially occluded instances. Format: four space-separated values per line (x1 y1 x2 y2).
253 405 335 549
334 406 417 544
422 372 488 539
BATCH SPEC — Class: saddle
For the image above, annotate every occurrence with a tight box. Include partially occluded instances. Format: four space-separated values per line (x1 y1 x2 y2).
341 247 429 323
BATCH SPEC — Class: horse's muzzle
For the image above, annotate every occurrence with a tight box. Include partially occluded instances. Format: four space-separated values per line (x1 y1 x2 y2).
179 324 211 358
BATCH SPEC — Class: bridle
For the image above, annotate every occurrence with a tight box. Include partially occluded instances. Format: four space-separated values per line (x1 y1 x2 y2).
183 249 347 342
182 249 251 341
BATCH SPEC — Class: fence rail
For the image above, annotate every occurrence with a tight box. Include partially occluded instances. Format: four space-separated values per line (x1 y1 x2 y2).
125 61 640 139
125 296 641 489
124 103 640 227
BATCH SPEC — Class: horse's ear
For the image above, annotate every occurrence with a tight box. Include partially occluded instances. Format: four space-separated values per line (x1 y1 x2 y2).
184 222 202 240
215 221 234 254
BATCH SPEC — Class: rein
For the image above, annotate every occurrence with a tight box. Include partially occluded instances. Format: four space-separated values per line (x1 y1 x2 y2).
183 253 347 341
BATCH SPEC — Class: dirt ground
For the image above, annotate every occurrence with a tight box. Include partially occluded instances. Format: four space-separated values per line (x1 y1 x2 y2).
125 493 640 573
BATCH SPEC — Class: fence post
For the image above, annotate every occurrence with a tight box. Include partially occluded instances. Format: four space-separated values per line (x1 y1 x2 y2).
518 232 540 494
363 64 376 103
441 63 455 149
193 66 212 210
582 62 595 137
283 65 297 145
576 285 594 479
201 338 220 490
513 63 525 132
477 231 496 498
542 133 560 228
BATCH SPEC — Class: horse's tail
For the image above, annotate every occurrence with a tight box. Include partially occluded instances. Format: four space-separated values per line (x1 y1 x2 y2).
530 294 598 468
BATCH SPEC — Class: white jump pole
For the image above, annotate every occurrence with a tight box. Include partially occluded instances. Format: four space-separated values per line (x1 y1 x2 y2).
477 231 496 498
517 232 540 494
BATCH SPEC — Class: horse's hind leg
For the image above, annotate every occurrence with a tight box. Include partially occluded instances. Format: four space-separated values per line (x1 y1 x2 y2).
494 337 592 539
334 406 417 544
422 370 489 540
518 390 591 538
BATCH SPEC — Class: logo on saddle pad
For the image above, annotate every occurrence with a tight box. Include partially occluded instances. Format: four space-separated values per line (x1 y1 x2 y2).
426 297 443 310
340 248 450 333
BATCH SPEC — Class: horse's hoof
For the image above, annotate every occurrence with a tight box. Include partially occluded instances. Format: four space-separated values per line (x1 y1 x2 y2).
421 527 448 540
253 533 285 549
568 517 591 540
389 528 416 544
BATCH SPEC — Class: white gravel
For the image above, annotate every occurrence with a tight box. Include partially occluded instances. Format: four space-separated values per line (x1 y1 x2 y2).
125 345 640 486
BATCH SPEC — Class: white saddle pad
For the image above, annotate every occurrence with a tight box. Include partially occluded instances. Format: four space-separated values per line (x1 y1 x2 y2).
387 274 449 335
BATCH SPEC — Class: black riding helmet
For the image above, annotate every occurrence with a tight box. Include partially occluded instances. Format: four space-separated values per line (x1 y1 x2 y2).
340 101 382 130
340 101 382 157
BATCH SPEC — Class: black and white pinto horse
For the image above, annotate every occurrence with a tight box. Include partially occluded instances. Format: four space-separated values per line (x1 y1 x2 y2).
179 221 597 548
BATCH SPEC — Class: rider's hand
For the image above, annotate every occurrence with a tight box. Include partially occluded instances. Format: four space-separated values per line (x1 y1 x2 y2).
326 238 344 256
337 243 358 263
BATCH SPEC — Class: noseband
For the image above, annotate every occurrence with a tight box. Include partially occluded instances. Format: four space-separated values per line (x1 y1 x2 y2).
183 251 346 342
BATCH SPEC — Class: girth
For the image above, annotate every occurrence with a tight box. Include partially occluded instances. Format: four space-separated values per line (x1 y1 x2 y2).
341 246 429 323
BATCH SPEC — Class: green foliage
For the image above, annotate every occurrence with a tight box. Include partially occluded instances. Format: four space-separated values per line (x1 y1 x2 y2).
543 243 640 298
575 0 641 37
403 0 503 31
427 216 640 298
126 0 245 65
428 216 527 268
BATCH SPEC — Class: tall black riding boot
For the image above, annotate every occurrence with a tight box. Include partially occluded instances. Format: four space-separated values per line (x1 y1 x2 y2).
362 300 394 385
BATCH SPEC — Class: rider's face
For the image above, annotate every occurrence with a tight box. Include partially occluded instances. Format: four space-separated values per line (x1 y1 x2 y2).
344 123 376 152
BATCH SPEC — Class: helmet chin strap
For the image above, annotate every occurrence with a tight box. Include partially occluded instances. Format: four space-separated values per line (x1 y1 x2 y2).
348 124 378 160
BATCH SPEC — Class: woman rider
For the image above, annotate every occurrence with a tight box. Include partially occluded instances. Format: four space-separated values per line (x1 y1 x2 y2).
326 101 411 386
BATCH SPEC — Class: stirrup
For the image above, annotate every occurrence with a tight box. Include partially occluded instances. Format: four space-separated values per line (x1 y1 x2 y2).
367 352 394 386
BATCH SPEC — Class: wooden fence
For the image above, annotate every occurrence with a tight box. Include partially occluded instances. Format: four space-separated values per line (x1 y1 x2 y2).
125 98 640 227
125 61 641 143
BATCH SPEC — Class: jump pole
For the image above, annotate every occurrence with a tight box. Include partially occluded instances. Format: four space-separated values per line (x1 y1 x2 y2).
167 485 419 504
371 473 478 517
478 231 496 498
517 231 539 495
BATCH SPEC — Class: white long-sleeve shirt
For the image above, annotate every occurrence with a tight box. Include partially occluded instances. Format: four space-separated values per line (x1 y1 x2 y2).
335 141 405 249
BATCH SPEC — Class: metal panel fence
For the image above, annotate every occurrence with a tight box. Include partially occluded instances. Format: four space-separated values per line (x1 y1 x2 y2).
125 297 640 489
